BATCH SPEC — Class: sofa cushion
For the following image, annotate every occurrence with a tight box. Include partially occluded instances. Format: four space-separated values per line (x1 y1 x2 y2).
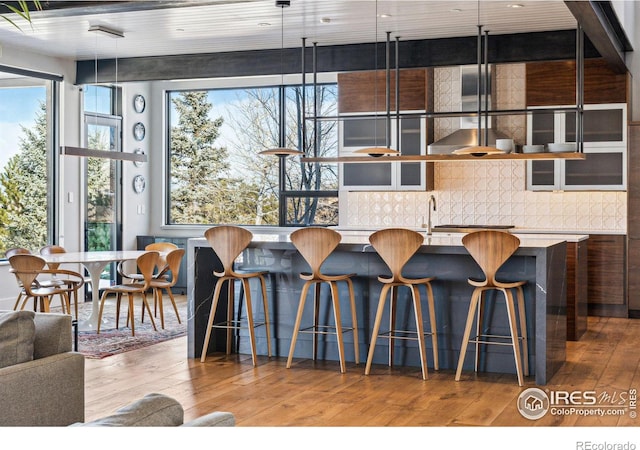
74 393 184 426
0 310 36 369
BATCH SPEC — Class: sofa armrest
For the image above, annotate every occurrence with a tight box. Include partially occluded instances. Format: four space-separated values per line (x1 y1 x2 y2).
181 411 236 427
74 393 184 427
33 313 72 358
0 352 85 426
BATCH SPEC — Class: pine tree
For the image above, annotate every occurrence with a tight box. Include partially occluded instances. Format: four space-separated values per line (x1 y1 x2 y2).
169 91 229 224
0 101 48 253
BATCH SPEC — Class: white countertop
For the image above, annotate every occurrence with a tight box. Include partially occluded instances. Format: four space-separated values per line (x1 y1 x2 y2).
190 229 585 248
331 227 589 242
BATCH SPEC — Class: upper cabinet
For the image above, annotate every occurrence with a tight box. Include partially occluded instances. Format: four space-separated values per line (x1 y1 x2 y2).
526 58 628 106
337 69 434 191
525 59 628 192
526 103 627 191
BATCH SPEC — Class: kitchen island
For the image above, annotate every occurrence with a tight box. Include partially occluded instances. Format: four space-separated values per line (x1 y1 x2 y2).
186 230 586 385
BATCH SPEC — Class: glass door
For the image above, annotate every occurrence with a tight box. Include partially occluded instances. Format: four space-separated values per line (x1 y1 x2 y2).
83 113 122 286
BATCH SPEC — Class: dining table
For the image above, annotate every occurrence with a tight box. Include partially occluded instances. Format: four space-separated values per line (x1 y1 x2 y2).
41 250 149 331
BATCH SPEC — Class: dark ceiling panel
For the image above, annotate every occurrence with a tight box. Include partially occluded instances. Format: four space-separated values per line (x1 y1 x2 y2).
76 29 599 84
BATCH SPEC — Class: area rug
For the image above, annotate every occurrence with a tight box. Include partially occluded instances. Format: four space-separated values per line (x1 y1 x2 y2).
55 297 187 359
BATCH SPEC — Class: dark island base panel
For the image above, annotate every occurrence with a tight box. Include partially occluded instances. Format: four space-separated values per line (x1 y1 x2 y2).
187 241 567 385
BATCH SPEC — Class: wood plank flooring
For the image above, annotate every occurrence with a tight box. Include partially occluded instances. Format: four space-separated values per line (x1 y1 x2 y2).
84 297 640 428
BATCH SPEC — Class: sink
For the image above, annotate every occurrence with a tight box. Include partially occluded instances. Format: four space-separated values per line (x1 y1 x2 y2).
432 224 515 233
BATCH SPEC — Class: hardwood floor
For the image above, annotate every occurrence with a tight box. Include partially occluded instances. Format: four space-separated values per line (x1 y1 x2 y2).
84 298 640 428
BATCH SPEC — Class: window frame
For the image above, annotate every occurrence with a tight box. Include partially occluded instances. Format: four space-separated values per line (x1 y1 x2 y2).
164 77 339 227
0 66 60 255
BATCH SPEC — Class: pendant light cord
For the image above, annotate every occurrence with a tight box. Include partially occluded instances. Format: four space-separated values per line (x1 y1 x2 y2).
374 0 378 147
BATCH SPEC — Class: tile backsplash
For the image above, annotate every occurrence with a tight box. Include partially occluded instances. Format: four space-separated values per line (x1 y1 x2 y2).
340 160 626 233
339 64 627 234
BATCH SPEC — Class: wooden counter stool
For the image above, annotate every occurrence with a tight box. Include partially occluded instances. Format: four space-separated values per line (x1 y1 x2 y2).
455 230 529 386
286 227 359 373
365 228 438 381
200 225 272 366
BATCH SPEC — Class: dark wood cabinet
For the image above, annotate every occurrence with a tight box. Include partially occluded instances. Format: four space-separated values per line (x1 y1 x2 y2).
337 68 434 191
526 58 628 106
566 240 588 340
338 69 431 113
587 234 627 317
627 123 640 317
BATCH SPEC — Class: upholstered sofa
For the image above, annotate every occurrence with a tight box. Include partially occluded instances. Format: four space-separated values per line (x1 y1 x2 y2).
0 310 234 427
75 392 236 427
0 310 85 426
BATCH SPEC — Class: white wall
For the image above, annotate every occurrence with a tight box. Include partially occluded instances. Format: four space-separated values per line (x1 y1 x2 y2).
121 82 151 250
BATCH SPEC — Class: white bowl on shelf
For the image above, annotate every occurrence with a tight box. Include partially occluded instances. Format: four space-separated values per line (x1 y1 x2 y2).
547 143 577 153
522 145 544 153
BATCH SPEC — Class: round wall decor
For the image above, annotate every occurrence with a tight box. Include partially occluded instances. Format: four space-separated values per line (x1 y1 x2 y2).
133 122 145 141
133 174 146 194
133 94 146 113
133 148 145 167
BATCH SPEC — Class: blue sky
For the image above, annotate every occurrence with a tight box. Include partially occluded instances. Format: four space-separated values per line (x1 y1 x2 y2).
0 86 46 169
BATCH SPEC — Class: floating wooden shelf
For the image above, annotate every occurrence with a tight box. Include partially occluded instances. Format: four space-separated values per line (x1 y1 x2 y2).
302 152 586 163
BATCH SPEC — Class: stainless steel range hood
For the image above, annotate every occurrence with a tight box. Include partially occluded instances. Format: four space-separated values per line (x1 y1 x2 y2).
428 128 510 154
428 64 509 154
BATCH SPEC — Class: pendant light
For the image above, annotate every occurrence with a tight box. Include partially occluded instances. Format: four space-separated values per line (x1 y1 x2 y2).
453 1 504 156
353 0 399 157
61 24 147 163
259 0 303 157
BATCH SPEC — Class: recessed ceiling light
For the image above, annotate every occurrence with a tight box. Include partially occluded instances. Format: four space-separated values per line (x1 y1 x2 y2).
378 13 391 18
258 22 271 27
450 8 462 13
507 4 524 8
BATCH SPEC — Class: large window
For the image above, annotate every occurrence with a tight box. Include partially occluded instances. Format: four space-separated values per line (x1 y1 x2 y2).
83 85 122 254
167 82 338 226
0 71 56 255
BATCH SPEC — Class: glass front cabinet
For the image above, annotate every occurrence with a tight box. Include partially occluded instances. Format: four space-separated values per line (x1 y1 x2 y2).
339 112 428 191
526 103 627 191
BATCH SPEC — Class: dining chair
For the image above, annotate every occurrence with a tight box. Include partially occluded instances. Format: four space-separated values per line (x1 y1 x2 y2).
39 244 89 319
200 225 272 366
365 228 439 381
146 248 185 329
5 247 32 311
455 230 529 386
8 254 85 315
117 242 178 283
286 227 359 373
97 251 159 336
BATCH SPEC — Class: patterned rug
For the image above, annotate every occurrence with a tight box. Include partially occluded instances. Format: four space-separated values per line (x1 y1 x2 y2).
56 296 187 359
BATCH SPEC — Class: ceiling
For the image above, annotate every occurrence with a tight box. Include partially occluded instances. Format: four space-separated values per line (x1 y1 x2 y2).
0 0 578 61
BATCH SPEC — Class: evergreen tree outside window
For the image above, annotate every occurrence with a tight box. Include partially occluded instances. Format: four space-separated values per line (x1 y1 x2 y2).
167 82 338 226
0 77 51 255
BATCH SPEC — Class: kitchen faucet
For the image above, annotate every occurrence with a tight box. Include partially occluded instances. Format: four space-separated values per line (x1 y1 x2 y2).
426 195 437 235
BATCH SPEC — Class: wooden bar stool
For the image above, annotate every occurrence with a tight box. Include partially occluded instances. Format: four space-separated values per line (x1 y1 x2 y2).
365 228 438 381
286 227 359 373
455 230 529 386
200 225 272 366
